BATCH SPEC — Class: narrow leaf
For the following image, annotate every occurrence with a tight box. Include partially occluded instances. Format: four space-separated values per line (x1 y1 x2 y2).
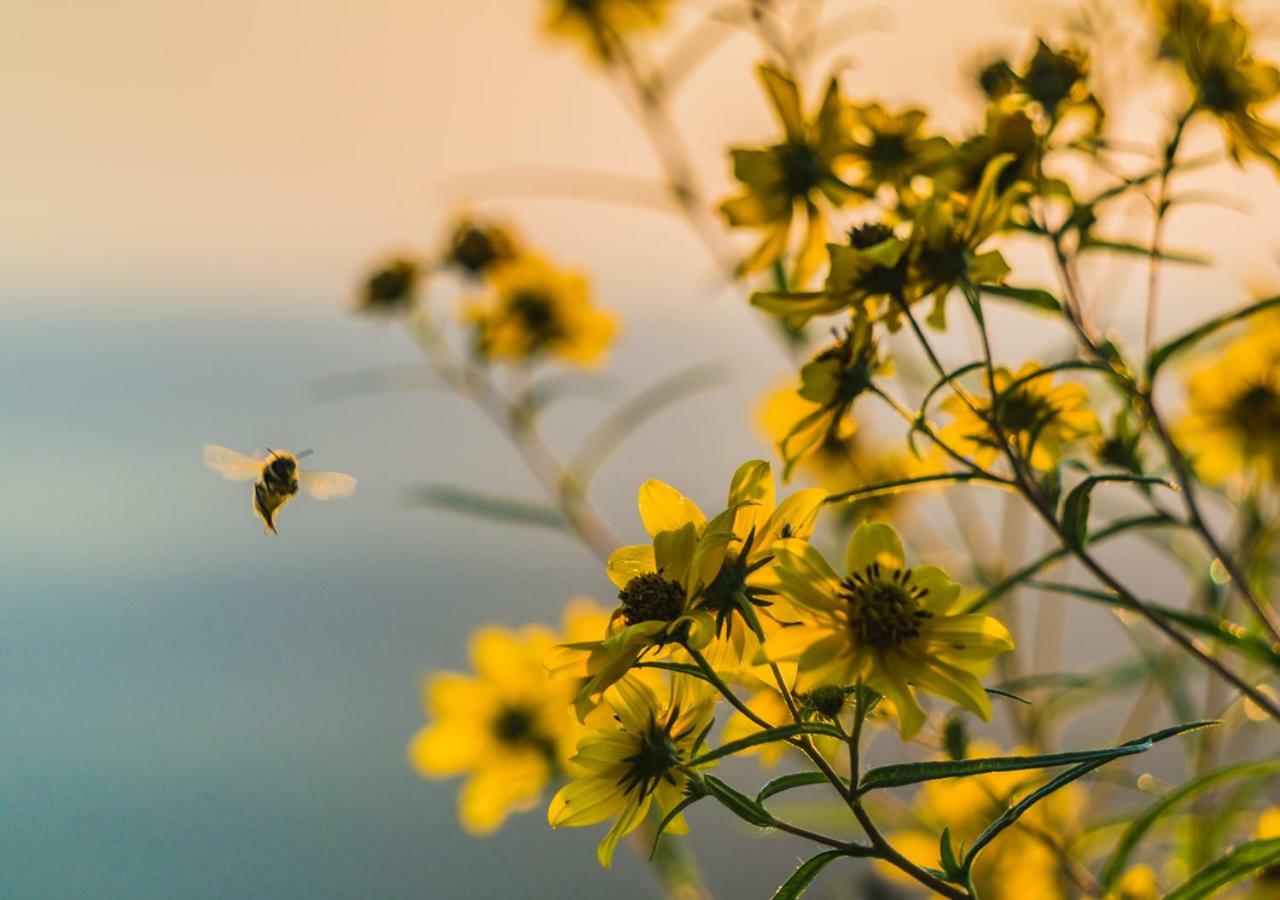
1148 294 1280 378
690 723 845 766
1080 237 1210 266
1061 475 1175 548
1100 758 1280 889
757 771 832 804
1163 838 1280 900
702 775 774 828
961 722 1215 872
406 484 567 531
979 283 1061 312
771 850 847 900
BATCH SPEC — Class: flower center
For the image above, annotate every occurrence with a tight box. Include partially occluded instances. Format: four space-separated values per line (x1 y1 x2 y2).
492 705 535 744
508 290 562 342
997 388 1055 435
618 716 684 797
779 142 824 196
838 564 933 650
1230 382 1280 437
619 573 686 626
865 131 909 169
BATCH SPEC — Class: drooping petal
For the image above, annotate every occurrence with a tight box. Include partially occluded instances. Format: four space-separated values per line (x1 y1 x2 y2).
911 657 993 721
597 795 651 868
872 656 927 739
549 775 625 828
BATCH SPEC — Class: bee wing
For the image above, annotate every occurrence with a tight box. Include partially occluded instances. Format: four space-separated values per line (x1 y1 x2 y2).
203 444 262 481
298 470 357 500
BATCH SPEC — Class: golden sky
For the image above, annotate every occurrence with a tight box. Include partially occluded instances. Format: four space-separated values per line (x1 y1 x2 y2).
6 0 1280 338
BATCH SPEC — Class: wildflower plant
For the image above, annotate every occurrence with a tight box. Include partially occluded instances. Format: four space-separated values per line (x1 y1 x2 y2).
343 1 1280 896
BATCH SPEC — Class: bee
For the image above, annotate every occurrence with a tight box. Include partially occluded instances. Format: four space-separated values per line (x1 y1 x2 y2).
203 444 357 534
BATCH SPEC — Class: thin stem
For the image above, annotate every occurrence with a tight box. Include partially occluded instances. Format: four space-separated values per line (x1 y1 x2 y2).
1143 108 1194 359
408 314 620 562
686 646 773 731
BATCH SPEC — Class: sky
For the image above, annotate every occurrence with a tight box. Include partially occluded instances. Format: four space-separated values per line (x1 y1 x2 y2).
4 0 1280 897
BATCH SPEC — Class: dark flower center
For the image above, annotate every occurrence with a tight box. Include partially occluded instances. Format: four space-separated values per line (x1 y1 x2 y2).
864 132 910 169
779 142 825 196
450 224 511 274
363 260 417 310
838 563 933 650
998 388 1056 435
492 706 535 744
509 290 563 343
619 573 686 626
618 714 687 797
849 222 896 249
1230 382 1280 437
1198 66 1242 114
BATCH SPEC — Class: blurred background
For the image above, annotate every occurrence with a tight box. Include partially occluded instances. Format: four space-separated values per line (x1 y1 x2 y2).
5 1 1280 897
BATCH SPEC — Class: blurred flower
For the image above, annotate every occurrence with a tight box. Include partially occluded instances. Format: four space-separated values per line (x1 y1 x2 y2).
1108 865 1160 900
720 65 855 282
1176 312 1280 485
847 103 951 197
408 622 583 835
900 155 1024 329
1153 0 1280 170
765 522 1013 738
767 320 890 475
946 102 1040 199
358 256 420 315
940 363 1101 471
465 255 617 367
542 0 670 62
756 381 924 520
548 673 714 867
883 740 1081 898
1019 39 1100 130
445 216 519 278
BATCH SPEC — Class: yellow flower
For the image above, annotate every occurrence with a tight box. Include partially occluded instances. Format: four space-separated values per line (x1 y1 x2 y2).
1153 0 1280 171
940 363 1101 471
764 522 1013 738
542 0 670 62
554 461 826 715
1176 313 1280 484
848 103 951 196
720 64 855 282
883 741 1080 899
444 215 519 278
408 621 585 835
465 255 617 367
548 673 714 868
358 256 420 315
757 381 925 520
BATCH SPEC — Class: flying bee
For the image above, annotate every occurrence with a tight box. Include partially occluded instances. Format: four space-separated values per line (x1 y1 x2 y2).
203 444 357 534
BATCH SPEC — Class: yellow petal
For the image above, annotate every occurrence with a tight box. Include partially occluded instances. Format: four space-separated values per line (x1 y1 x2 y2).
638 480 706 536
606 544 656 588
845 521 906 574
548 774 625 828
407 722 490 777
597 795 651 868
458 753 549 835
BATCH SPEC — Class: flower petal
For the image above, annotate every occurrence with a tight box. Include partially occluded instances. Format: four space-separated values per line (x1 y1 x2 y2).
845 521 906 574
639 480 706 536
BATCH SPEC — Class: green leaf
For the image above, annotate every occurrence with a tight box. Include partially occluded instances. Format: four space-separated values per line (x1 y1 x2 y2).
405 484 567 531
985 687 1032 705
859 741 1163 795
1100 758 1280 889
633 661 711 681
756 771 833 804
1080 237 1210 267
939 829 964 881
690 722 845 766
1060 475 1174 548
1163 838 1280 900
961 722 1215 873
978 283 1061 312
1147 294 1280 378
824 471 1005 507
1027 581 1280 668
701 775 774 828
770 850 847 900
648 793 703 859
